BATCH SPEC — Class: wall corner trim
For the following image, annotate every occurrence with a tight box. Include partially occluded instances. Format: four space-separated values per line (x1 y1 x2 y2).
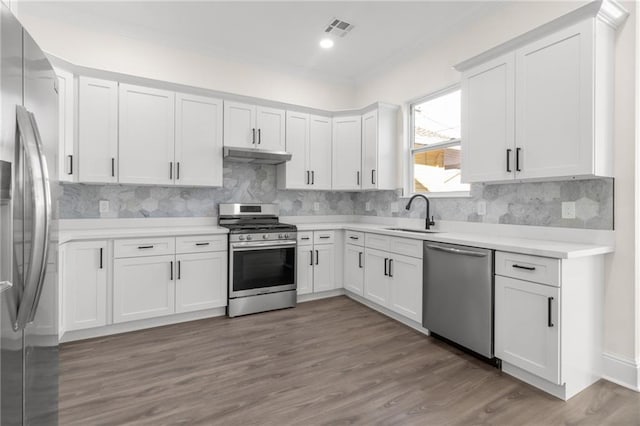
602 352 640 392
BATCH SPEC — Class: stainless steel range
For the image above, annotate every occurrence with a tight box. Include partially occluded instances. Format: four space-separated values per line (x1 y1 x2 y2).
219 203 297 317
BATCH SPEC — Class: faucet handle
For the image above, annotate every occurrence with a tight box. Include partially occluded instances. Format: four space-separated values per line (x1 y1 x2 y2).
429 216 435 226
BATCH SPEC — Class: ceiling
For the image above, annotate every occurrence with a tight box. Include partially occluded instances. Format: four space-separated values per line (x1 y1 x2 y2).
19 1 500 83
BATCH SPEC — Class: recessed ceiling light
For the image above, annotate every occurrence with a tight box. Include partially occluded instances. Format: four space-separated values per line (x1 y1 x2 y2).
319 38 334 49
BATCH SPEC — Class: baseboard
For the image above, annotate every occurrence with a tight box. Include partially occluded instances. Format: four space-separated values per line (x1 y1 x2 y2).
60 307 226 343
297 289 345 303
602 352 640 391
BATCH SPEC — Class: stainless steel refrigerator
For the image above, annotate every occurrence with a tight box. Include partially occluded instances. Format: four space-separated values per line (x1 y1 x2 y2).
0 4 59 425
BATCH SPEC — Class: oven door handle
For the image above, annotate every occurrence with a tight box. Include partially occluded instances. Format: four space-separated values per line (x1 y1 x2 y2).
231 241 297 250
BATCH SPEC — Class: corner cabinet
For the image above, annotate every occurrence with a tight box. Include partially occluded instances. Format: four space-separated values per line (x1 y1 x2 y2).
278 112 332 190
77 77 119 183
223 101 285 151
459 12 621 183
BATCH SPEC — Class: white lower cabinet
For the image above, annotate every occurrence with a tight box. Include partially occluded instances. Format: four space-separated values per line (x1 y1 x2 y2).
175 251 227 313
364 248 390 306
113 255 176 323
343 244 364 295
62 241 108 331
388 254 422 323
296 231 337 295
495 275 560 384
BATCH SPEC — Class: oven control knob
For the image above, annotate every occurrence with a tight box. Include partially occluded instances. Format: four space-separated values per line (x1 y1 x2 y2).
246 235 253 241
284 233 290 239
263 234 268 239
239 235 245 241
278 234 283 239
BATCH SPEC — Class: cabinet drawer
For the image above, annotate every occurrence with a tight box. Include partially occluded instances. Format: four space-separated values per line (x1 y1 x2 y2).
365 233 390 251
495 252 560 287
389 237 422 258
176 235 226 254
114 237 175 258
345 231 364 246
297 232 313 246
314 231 335 245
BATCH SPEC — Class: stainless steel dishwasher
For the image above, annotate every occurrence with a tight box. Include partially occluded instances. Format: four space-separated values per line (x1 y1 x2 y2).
423 241 494 359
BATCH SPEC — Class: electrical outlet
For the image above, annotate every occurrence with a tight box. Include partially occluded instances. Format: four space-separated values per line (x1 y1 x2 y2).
390 202 399 213
99 200 109 213
562 201 576 219
477 201 486 216
313 202 320 212
365 201 372 211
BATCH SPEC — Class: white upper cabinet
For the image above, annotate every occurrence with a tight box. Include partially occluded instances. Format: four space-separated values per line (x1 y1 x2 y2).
175 93 223 187
223 101 256 148
118 84 175 185
361 105 398 190
278 112 332 190
78 77 118 183
55 68 75 182
461 54 515 183
256 106 286 151
458 13 619 183
223 101 285 151
515 20 597 180
332 115 362 190
280 111 309 189
308 115 332 190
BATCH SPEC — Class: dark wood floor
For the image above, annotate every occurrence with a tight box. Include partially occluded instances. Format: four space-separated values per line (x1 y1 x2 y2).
60 296 640 425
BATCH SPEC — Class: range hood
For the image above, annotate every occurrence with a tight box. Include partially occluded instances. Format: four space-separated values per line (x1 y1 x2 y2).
223 147 292 165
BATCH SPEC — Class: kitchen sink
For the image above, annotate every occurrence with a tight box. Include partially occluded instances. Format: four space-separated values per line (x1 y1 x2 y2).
385 227 439 234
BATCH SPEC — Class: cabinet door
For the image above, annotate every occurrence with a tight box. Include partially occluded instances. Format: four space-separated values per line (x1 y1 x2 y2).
297 248 314 295
388 254 422 322
461 54 515 183
343 244 364 295
308 115 332 190
78 77 118 183
176 252 227 313
313 244 336 292
495 275 560 384
515 20 593 179
284 111 309 189
119 84 175 185
363 248 389 306
113 255 176 323
361 109 378 190
175 93 223 187
223 101 256 148
55 68 75 182
63 241 108 331
332 115 362 190
256 106 286 151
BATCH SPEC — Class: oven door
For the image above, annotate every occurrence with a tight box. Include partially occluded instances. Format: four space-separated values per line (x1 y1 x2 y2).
229 240 296 298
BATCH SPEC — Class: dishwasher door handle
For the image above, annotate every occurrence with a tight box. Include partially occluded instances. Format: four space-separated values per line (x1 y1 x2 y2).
426 244 488 257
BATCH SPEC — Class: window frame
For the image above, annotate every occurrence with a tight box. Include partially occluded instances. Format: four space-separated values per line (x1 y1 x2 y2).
405 84 470 199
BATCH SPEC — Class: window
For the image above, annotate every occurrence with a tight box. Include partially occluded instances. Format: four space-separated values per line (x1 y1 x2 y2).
409 87 469 196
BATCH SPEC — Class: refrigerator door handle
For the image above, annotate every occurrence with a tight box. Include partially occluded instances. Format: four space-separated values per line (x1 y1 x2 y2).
14 105 52 330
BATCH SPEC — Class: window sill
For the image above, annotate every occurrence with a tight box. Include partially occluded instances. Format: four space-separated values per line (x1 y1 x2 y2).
400 191 472 199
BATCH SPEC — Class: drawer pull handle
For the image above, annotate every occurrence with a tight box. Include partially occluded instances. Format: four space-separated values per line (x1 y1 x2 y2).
195 242 210 246
301 237 310 240
319 236 331 239
548 297 554 327
138 245 154 249
512 264 536 271
349 236 359 240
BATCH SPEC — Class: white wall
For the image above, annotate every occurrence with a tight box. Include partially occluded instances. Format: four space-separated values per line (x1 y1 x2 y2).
355 1 638 365
18 15 357 112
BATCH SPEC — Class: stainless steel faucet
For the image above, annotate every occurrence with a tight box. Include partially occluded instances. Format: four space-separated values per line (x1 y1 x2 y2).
406 194 435 230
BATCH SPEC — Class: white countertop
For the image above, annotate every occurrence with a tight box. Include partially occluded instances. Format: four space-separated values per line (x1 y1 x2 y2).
295 223 613 259
58 218 613 259
59 225 228 244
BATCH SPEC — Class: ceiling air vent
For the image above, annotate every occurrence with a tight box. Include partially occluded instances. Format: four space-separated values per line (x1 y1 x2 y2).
324 18 354 38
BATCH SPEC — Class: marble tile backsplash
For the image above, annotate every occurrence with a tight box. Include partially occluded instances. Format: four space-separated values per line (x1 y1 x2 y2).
58 162 614 230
